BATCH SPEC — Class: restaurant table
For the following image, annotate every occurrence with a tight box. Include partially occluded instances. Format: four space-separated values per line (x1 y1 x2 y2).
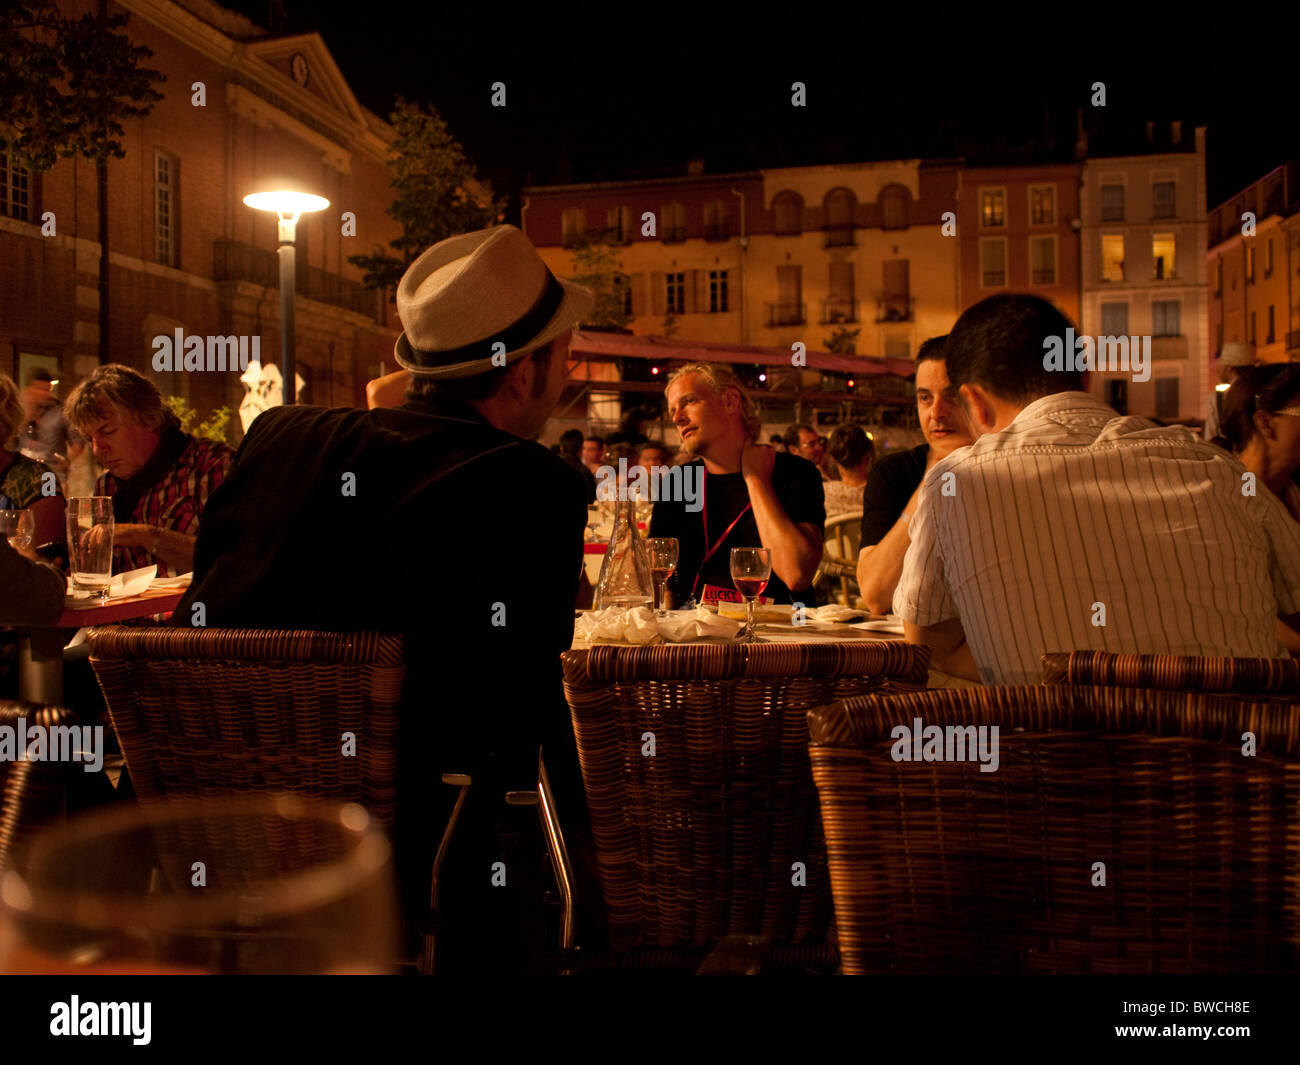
572 610 906 649
16 587 186 705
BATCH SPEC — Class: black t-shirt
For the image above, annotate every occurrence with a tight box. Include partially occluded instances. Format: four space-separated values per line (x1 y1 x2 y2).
859 443 929 547
648 452 826 605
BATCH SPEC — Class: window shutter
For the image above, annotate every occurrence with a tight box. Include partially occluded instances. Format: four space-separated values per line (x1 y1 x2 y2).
631 272 647 316
689 269 706 313
652 271 665 315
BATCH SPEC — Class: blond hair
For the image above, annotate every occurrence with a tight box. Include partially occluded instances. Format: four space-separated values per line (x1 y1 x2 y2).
0 372 24 448
666 362 761 441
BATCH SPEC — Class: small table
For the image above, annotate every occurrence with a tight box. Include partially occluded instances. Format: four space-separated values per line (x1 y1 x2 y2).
17 588 186 705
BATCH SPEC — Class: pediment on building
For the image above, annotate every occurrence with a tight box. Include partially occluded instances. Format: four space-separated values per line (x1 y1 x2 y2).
243 34 368 129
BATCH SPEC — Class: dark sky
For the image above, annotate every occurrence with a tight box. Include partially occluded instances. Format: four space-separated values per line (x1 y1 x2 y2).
218 4 1296 216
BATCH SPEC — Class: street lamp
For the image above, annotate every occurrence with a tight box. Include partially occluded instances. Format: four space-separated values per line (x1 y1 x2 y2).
242 190 330 404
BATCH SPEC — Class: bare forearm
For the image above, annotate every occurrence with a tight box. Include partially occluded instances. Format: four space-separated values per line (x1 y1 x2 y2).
857 517 912 615
1277 617 1300 655
745 475 820 589
905 619 981 682
154 528 196 573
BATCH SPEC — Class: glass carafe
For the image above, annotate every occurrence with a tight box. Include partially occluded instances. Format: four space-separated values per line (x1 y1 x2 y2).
593 496 655 610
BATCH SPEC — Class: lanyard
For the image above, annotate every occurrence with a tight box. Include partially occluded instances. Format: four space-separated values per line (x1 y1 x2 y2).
690 468 753 599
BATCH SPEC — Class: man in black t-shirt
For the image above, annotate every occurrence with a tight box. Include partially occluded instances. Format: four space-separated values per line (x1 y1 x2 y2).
857 336 974 614
649 363 824 606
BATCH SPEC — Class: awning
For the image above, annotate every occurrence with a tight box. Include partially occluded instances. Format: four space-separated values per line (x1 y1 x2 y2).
569 330 915 378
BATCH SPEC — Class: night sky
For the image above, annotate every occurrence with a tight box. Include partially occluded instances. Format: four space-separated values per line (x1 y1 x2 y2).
216 4 1295 218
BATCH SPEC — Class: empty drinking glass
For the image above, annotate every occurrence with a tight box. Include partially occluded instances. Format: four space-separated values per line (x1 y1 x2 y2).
0 509 35 552
66 496 114 601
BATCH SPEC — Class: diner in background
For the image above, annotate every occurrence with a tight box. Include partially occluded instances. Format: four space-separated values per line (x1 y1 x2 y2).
895 294 1300 685
1211 363 1300 524
823 424 874 517
557 427 597 502
177 224 594 974
580 434 604 475
62 365 233 578
636 440 672 470
650 362 824 606
783 422 830 480
856 337 974 614
1 371 66 549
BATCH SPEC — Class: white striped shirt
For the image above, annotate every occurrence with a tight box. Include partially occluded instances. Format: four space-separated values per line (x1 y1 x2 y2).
894 391 1300 685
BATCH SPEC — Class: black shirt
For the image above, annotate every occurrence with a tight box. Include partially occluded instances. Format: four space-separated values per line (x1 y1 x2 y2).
859 443 929 547
648 452 825 605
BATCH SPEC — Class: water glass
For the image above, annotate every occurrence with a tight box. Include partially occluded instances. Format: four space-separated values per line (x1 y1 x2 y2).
66 496 114 601
0 509 35 552
647 537 680 617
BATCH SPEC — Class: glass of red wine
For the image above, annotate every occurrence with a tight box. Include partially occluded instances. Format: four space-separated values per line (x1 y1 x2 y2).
730 546 772 644
647 537 680 617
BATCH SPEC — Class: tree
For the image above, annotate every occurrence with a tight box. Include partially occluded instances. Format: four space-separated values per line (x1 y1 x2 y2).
567 238 631 328
349 98 504 292
660 312 680 339
1 0 165 364
825 326 860 355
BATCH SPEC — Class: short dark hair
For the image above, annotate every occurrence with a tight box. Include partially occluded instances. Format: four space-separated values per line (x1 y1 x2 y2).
1218 363 1300 453
828 423 874 469
945 294 1082 401
559 428 583 455
583 435 604 448
407 340 556 404
637 440 670 461
916 335 947 367
783 423 814 449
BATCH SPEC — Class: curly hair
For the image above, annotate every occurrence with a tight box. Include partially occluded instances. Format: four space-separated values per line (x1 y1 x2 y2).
0 372 25 447
665 362 761 441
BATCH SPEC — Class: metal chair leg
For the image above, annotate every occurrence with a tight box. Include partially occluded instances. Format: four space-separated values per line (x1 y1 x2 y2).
421 772 471 976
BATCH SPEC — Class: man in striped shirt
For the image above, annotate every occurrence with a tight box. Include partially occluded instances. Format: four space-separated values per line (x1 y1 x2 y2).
895 293 1300 685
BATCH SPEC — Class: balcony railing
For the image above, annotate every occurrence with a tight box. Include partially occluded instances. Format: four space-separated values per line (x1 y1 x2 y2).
766 301 806 327
1032 268 1055 284
821 298 858 324
661 226 686 243
876 297 914 323
702 222 731 241
982 270 1006 286
824 225 855 248
212 240 377 319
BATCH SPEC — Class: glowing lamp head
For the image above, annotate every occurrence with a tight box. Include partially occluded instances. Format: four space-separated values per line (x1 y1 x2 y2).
758 373 766 383
243 190 330 241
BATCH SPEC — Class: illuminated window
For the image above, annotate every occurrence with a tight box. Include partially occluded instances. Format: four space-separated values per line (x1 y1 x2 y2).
1152 233 1175 280
1102 235 1125 282
980 188 1005 227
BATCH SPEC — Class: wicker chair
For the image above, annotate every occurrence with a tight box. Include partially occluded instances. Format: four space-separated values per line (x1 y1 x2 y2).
807 685 1300 974
0 701 87 874
813 511 863 607
1042 650 1300 702
558 640 931 971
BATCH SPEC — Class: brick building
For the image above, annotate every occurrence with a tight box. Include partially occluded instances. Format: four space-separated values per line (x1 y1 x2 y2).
0 0 402 425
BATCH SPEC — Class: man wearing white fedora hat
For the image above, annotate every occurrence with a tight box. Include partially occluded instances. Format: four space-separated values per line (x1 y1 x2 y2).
1205 341 1254 441
179 224 595 972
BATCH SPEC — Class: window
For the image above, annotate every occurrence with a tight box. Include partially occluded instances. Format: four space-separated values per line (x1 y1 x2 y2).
1101 184 1124 222
1152 181 1176 219
615 273 633 317
880 185 909 230
1 150 31 222
1267 305 1275 344
1250 310 1256 344
1266 237 1274 277
772 265 803 325
703 200 730 241
1105 379 1128 414
881 259 910 320
1100 302 1129 336
772 191 802 235
1246 245 1255 282
980 238 1006 286
1030 236 1055 284
561 207 586 247
665 272 685 314
1155 378 1179 420
661 203 685 242
1030 184 1055 225
980 188 1005 227
606 205 631 243
1215 257 1223 296
1102 234 1125 281
823 188 855 245
1152 233 1176 280
154 150 179 267
826 261 854 322
1152 300 1180 337
708 269 729 313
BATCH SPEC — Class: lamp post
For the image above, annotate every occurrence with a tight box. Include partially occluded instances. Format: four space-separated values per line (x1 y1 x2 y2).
242 190 330 404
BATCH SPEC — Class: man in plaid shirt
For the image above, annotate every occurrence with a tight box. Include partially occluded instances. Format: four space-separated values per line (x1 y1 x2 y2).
64 365 233 577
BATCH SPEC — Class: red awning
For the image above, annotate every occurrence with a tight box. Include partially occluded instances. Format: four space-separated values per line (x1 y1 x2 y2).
569 331 914 378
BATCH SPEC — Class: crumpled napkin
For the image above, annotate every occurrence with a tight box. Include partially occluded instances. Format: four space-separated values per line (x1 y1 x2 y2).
803 604 870 623
575 605 743 644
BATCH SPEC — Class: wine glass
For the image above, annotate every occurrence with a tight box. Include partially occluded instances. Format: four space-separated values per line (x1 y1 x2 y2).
730 546 772 644
0 509 35 552
0 794 397 974
647 537 680 617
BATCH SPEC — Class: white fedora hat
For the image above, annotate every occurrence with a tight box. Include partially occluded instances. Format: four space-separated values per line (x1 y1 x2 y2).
394 224 593 378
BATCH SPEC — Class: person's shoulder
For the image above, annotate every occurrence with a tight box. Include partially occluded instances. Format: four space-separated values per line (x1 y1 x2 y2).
774 451 820 481
870 444 927 482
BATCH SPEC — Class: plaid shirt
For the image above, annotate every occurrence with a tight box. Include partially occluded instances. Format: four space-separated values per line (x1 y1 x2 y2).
96 435 234 577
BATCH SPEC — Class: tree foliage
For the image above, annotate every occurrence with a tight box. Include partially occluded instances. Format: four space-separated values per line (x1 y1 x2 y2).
0 0 165 169
164 396 232 445
567 238 631 328
825 325 860 355
349 98 505 291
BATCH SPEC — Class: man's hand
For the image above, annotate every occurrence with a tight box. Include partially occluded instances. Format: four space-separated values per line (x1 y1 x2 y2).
111 523 153 550
740 442 777 483
365 370 412 410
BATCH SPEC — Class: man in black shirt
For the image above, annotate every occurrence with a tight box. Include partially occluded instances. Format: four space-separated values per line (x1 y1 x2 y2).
857 336 975 614
649 363 824 606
